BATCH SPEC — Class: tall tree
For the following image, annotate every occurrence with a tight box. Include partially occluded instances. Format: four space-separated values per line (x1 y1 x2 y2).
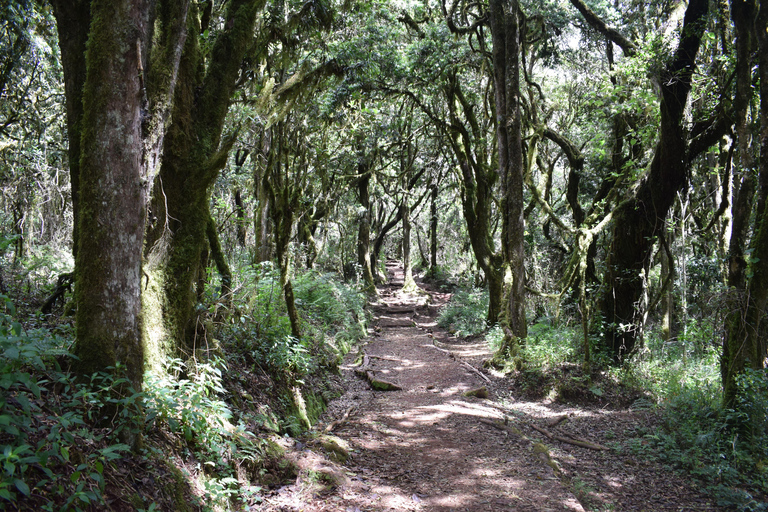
52 0 189 386
580 0 710 362
50 0 89 260
721 0 768 407
490 0 527 355
142 0 264 363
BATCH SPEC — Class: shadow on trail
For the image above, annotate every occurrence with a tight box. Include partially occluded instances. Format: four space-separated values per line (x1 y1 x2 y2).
327 261 582 512
263 260 721 512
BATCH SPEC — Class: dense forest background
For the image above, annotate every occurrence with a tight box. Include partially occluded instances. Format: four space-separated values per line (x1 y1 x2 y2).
1 0 767 510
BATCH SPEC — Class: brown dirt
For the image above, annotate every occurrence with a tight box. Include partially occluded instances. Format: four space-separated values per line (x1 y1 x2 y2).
261 261 721 512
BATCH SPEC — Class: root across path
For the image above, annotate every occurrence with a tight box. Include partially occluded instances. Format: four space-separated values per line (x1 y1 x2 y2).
262 261 720 511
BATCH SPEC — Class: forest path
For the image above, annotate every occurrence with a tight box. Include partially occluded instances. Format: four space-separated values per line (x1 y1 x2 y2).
262 261 720 512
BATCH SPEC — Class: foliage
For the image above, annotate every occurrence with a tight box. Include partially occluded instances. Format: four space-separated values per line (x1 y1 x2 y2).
620 321 766 511
630 319 721 401
437 288 489 337
143 356 270 511
219 264 366 382
632 374 768 511
521 321 581 368
0 294 134 511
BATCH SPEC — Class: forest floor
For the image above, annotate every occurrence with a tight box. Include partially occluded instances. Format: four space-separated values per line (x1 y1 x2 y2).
260 261 722 512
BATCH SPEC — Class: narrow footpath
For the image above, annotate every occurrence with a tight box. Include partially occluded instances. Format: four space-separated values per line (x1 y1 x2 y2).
263 261 719 512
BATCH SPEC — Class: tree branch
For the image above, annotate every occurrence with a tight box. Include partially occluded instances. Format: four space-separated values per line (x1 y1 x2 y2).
569 0 636 57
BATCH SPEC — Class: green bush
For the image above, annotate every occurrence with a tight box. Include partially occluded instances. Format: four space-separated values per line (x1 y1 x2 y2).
437 288 488 337
521 321 580 368
626 323 766 511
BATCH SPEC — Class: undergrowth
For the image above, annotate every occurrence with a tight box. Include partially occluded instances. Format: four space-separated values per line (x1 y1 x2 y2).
1 264 368 511
437 288 488 337
480 296 768 511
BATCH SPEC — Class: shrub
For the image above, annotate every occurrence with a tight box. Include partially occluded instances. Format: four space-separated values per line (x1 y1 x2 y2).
437 288 488 337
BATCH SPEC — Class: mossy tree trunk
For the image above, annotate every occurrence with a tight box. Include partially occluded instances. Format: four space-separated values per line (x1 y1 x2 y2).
53 0 190 388
443 71 505 324
70 0 154 386
356 154 378 294
143 0 264 366
264 123 302 339
402 201 416 292
429 182 438 276
400 121 418 293
50 0 90 260
254 131 274 263
722 0 768 408
599 0 708 363
490 0 526 354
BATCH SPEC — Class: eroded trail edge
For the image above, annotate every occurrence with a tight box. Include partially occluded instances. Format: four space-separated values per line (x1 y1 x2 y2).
263 262 719 512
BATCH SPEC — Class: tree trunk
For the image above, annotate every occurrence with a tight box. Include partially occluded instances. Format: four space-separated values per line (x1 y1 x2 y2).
445 74 504 324
660 229 676 343
71 0 153 388
600 0 708 362
722 0 767 408
50 0 90 259
235 189 247 247
490 0 526 352
356 158 377 294
206 212 233 306
254 131 273 263
273 189 300 339
429 182 438 276
402 201 417 292
143 0 262 366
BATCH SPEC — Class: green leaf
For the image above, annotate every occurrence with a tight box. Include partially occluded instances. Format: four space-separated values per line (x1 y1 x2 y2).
14 478 29 496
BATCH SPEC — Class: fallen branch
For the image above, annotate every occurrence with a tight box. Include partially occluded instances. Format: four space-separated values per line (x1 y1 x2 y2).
464 386 489 398
324 406 355 433
478 417 522 436
461 361 490 383
528 422 608 451
546 414 568 427
368 354 402 363
40 271 74 314
353 353 402 391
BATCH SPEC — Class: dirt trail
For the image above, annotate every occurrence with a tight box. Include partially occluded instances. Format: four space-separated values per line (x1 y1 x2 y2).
263 262 719 512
